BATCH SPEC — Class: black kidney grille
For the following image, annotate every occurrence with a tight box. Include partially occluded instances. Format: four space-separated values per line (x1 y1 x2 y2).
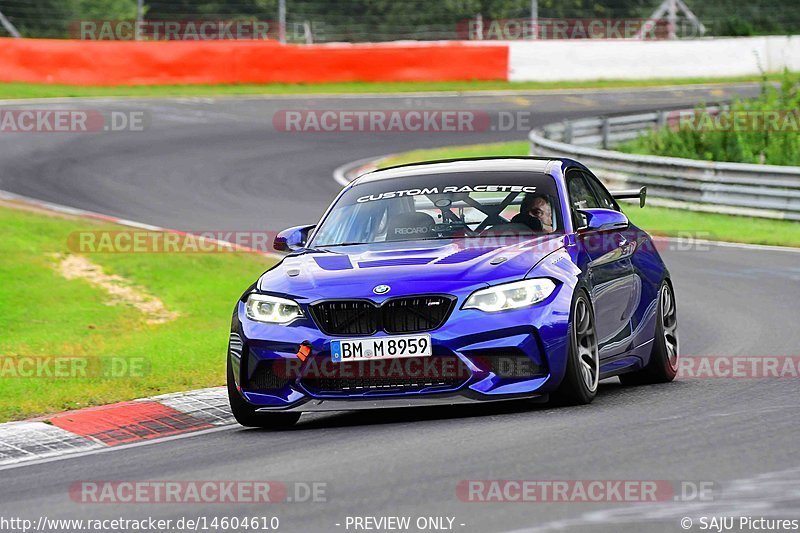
310 296 454 336
310 300 379 336
382 296 453 334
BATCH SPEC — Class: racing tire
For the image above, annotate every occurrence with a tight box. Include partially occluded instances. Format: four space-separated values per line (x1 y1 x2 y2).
227 356 301 429
619 281 679 385
554 290 599 405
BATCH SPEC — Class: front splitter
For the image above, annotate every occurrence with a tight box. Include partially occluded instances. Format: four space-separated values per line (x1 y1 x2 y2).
255 392 548 412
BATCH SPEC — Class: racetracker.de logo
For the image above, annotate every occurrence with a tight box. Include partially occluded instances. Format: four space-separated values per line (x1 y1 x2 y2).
273 110 492 133
669 109 800 133
0 356 149 379
67 230 278 253
677 356 800 379
456 480 715 503
0 110 148 133
459 18 678 40
69 481 327 504
72 20 278 40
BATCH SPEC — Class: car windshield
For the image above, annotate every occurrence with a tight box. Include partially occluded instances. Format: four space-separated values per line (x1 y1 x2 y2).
311 171 563 247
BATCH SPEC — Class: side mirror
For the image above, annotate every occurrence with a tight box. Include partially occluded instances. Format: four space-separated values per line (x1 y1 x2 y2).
273 225 316 252
578 208 629 232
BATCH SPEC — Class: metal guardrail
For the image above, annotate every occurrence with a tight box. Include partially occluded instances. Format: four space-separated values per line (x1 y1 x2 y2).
529 108 800 221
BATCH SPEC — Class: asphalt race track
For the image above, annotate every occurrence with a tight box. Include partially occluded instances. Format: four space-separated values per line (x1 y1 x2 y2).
2 84 799 532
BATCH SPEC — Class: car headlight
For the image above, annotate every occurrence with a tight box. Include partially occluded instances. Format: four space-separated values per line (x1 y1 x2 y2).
245 294 303 324
463 279 556 312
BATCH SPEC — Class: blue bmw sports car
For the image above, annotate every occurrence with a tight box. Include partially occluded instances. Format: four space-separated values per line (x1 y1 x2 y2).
228 157 678 427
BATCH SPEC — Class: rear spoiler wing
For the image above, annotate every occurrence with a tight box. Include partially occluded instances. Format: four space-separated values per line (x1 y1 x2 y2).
610 186 647 208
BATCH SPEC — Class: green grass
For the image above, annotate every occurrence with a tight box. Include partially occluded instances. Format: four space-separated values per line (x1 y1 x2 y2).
620 204 800 246
618 71 800 165
378 141 800 247
0 74 781 100
0 204 275 422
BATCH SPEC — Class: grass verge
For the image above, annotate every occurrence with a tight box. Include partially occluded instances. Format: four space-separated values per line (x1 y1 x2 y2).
0 201 275 422
378 141 800 247
0 74 777 100
617 71 800 165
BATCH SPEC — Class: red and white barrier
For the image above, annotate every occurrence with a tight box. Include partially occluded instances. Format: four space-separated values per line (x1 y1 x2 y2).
0 36 798 86
0 39 508 85
508 35 800 81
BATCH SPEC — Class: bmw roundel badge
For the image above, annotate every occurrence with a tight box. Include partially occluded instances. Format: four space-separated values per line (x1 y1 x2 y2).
373 284 391 295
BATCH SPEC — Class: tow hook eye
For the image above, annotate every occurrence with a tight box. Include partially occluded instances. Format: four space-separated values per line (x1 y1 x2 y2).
296 340 312 362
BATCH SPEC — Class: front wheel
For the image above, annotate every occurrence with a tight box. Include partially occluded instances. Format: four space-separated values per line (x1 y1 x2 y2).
554 291 599 405
620 281 679 385
227 356 301 429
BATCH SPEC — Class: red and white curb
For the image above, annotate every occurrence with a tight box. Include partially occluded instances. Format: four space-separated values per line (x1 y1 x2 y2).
0 387 231 467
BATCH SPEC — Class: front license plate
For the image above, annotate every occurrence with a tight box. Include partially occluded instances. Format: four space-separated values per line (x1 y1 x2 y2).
330 334 432 363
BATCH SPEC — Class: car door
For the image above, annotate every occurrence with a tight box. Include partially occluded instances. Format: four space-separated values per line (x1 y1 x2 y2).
566 169 635 357
583 170 643 342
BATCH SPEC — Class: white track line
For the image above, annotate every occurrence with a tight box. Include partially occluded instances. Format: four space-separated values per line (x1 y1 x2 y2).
332 154 395 187
0 189 284 259
0 81 762 107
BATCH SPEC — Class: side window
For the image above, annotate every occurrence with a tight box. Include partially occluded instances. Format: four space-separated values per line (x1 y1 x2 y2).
567 172 600 210
566 171 601 228
584 172 618 211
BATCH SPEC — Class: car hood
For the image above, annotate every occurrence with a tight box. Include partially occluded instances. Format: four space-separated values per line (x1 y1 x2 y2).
257 235 566 300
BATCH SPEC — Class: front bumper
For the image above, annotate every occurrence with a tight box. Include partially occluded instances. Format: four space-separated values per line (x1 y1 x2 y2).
231 289 571 412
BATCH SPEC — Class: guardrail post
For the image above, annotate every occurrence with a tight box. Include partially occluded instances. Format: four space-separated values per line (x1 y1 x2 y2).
656 110 667 129
601 117 610 149
135 0 144 40
278 0 287 43
563 120 573 144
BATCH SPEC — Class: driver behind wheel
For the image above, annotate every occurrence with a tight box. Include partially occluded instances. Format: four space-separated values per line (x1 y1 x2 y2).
513 193 554 233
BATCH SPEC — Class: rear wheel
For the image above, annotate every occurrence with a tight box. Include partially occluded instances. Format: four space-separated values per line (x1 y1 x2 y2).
620 281 679 385
227 356 301 428
554 291 599 405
